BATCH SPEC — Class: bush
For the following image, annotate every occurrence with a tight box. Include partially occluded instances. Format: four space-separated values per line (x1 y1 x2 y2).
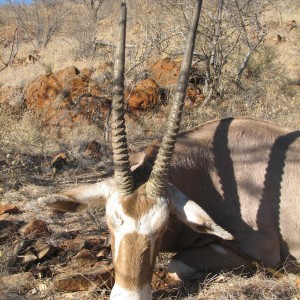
246 46 277 79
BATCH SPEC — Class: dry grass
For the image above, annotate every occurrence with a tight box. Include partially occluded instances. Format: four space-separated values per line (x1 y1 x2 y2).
264 2 300 24
197 272 300 300
0 107 113 192
0 109 45 155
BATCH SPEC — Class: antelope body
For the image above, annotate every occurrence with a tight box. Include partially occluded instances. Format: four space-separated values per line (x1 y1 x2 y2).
144 117 300 273
39 1 300 299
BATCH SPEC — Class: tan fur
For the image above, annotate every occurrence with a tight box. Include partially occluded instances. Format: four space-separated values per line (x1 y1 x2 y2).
121 187 157 220
112 232 154 290
149 117 300 270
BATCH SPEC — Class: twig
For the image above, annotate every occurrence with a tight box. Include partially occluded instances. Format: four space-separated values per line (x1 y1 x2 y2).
0 26 19 72
124 32 183 76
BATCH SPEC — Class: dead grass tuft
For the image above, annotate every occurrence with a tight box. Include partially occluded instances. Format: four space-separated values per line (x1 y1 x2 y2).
0 109 45 155
197 272 300 300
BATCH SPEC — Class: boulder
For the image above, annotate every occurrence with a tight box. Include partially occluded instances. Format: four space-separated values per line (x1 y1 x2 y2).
149 58 204 106
125 79 161 110
150 58 182 87
24 66 112 130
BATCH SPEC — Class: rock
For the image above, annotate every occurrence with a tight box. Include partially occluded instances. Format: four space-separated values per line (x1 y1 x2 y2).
52 264 114 291
185 83 204 108
19 219 50 238
13 239 62 267
150 58 182 87
125 79 161 110
32 265 52 279
295 277 300 288
13 238 61 265
0 272 36 289
72 249 99 268
50 152 68 172
0 213 10 221
60 237 88 252
82 140 103 160
83 235 105 251
24 66 112 132
59 229 80 239
149 58 204 107
33 240 61 260
0 204 21 215
96 247 111 259
73 249 94 260
13 239 33 256
18 250 38 265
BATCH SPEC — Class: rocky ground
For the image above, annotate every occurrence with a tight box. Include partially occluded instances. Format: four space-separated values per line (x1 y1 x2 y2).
0 128 197 300
1 179 300 300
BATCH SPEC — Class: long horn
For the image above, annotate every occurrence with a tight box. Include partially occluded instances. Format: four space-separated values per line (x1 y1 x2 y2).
146 0 202 198
111 0 134 196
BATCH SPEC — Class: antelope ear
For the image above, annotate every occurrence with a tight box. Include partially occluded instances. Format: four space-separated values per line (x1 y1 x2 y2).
129 152 147 171
39 178 116 212
167 184 233 240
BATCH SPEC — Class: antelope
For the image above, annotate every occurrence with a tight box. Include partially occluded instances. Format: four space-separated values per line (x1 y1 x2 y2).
39 0 300 299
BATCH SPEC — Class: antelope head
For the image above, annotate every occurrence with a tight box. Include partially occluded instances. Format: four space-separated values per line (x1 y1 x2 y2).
39 1 232 299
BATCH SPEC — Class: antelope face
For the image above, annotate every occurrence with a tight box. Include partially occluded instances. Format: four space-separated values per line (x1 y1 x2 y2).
105 182 232 300
106 184 169 299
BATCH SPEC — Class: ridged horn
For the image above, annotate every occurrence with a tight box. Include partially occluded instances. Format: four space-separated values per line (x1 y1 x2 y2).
111 0 134 196
146 0 203 198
